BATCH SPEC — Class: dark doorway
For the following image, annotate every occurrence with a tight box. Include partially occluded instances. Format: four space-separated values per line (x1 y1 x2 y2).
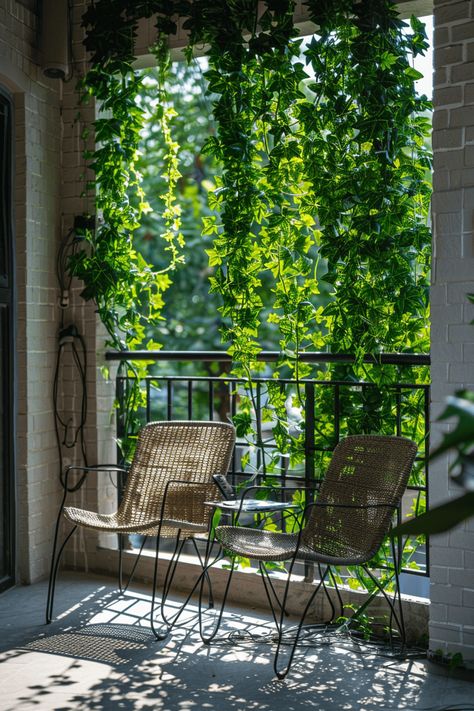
0 85 15 592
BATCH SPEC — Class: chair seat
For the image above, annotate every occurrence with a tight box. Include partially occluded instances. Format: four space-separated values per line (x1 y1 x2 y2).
64 506 208 537
216 526 299 560
216 525 374 565
216 525 327 561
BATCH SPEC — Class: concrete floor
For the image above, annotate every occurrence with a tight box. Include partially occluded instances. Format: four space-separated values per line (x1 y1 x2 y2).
0 573 472 711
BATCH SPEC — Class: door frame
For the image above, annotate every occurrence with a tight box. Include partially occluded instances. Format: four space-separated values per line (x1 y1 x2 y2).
0 83 16 593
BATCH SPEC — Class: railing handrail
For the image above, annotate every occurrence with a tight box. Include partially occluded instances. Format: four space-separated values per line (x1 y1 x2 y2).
115 374 429 389
106 350 430 365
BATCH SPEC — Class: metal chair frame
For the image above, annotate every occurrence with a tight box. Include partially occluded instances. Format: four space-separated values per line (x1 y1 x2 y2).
196 484 346 641
45 421 236 638
197 434 417 679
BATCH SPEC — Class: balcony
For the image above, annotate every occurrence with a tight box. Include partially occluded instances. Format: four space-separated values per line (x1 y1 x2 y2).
56 351 430 642
2 0 474 694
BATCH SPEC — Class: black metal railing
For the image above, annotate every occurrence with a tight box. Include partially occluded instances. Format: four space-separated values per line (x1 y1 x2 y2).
107 351 430 586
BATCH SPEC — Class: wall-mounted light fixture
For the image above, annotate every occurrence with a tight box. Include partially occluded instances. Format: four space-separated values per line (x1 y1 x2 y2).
41 0 71 80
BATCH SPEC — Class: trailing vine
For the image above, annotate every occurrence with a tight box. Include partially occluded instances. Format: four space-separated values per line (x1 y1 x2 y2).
71 3 185 455
74 2 184 355
302 0 431 359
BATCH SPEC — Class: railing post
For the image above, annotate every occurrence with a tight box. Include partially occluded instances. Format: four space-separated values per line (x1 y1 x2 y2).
334 383 340 446
115 373 126 503
424 383 431 578
304 381 315 493
304 381 315 582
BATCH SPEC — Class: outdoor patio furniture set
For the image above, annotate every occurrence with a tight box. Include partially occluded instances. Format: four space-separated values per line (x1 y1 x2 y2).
45 420 417 679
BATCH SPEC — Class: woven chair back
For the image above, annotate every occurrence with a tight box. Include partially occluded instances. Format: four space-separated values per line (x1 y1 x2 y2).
301 435 418 565
117 421 235 534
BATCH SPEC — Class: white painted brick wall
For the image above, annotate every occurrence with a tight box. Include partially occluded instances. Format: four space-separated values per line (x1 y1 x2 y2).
57 0 117 566
431 0 474 663
0 0 114 584
1 0 64 584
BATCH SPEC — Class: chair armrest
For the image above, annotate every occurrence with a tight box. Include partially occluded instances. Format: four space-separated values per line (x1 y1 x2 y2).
293 500 400 564
298 499 398 532
163 478 217 491
62 464 128 492
65 464 128 474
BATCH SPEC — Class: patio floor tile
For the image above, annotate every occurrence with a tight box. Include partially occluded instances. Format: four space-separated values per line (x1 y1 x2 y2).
0 573 472 711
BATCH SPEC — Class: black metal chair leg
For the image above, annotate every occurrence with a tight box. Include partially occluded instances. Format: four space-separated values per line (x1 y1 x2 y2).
199 563 235 644
336 573 382 637
328 566 344 622
159 534 190 629
45 484 70 624
319 562 337 623
160 548 215 631
149 530 197 640
273 564 330 680
259 562 285 633
118 533 124 593
161 533 184 605
349 540 406 647
151 527 223 639
391 534 407 647
192 538 214 609
198 536 235 644
150 528 168 640
45 524 78 623
362 565 405 645
162 531 227 634
120 534 148 595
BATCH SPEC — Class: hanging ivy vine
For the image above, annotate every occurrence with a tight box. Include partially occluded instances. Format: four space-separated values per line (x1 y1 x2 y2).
70 3 186 455
304 2 431 356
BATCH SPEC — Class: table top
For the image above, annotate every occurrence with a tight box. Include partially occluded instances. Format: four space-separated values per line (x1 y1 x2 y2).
204 498 297 512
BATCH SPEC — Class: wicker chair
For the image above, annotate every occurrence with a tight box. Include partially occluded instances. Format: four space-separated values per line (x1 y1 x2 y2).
199 434 417 678
46 420 236 637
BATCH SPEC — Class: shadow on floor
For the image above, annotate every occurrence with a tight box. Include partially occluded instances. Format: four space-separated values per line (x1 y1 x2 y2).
0 573 472 711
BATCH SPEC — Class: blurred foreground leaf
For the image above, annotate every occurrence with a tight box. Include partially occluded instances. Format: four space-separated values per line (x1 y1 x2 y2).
392 492 474 536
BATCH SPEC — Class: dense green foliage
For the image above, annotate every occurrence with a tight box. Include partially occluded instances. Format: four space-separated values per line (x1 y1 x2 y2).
135 59 330 356
76 0 431 365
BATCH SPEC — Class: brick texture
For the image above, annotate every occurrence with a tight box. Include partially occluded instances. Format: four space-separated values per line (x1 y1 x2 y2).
0 0 114 584
431 0 474 662
1 0 62 584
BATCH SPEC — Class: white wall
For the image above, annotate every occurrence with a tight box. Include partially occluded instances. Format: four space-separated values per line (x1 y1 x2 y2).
430 0 474 661
0 0 62 583
0 0 112 584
